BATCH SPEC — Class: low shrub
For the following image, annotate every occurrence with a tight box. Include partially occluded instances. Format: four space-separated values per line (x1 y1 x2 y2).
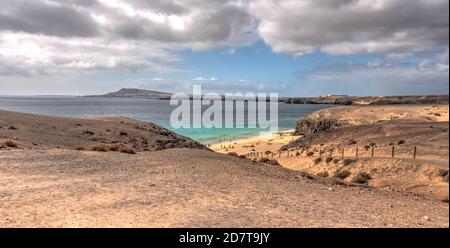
334 170 351 179
88 144 108 152
316 171 329 177
299 171 314 180
343 158 356 166
259 158 280 166
397 140 406 145
325 157 333 163
314 157 322 164
306 151 314 157
4 140 18 148
228 152 239 157
351 172 372 184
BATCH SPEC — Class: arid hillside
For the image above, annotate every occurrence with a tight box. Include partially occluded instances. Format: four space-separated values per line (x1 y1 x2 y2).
0 109 205 152
280 104 449 201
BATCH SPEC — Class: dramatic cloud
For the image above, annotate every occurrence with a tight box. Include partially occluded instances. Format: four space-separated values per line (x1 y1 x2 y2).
249 0 449 55
0 0 257 76
0 0 448 95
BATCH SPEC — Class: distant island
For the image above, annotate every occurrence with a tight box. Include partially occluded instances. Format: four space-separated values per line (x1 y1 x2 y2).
89 88 173 99
285 95 449 105
92 88 448 105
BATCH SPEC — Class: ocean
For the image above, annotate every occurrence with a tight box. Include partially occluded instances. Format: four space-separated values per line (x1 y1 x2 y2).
0 96 332 143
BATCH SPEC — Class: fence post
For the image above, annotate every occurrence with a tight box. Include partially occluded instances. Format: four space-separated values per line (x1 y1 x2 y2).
371 146 374 158
319 149 323 157
391 146 395 158
341 148 344 158
330 148 333 157
413 146 417 159
355 147 359 158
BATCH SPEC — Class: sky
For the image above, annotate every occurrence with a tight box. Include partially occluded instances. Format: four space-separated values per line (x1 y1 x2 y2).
0 0 448 96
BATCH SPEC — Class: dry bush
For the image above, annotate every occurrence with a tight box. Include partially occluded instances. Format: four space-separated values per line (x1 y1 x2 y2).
119 131 128 136
4 140 18 148
325 157 333 163
1 140 18 149
334 170 351 179
306 151 314 157
228 152 239 157
8 126 17 130
351 172 372 184
119 145 136 154
347 139 357 145
299 171 314 180
314 157 322 164
259 158 280 166
333 158 340 164
343 158 356 166
317 171 329 177
88 144 108 152
397 140 406 145
72 145 85 151
86 143 136 154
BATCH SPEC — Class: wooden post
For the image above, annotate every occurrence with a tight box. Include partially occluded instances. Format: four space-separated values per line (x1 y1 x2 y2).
355 147 359 158
413 146 417 159
391 146 395 158
329 148 333 157
341 148 344 158
371 146 374 158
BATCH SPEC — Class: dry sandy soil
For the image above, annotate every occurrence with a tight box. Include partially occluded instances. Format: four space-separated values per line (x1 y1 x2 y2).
0 108 448 227
0 148 448 227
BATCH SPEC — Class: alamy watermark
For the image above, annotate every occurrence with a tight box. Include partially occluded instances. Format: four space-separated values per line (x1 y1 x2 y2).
169 85 279 136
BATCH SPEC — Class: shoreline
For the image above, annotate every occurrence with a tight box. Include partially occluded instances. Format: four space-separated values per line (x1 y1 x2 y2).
203 128 296 146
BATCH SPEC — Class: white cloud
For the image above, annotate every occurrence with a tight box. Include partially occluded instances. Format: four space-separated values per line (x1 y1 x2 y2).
248 0 449 56
0 0 258 76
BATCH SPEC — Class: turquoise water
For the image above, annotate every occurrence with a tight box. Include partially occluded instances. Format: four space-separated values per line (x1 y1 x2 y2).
0 96 333 143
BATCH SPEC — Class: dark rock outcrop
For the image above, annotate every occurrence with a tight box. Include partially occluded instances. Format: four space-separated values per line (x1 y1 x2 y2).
294 118 340 136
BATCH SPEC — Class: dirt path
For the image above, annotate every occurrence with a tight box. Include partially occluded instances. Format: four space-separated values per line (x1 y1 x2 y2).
0 149 447 227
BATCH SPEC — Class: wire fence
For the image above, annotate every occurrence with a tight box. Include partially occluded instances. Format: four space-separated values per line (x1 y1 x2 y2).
241 144 447 160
